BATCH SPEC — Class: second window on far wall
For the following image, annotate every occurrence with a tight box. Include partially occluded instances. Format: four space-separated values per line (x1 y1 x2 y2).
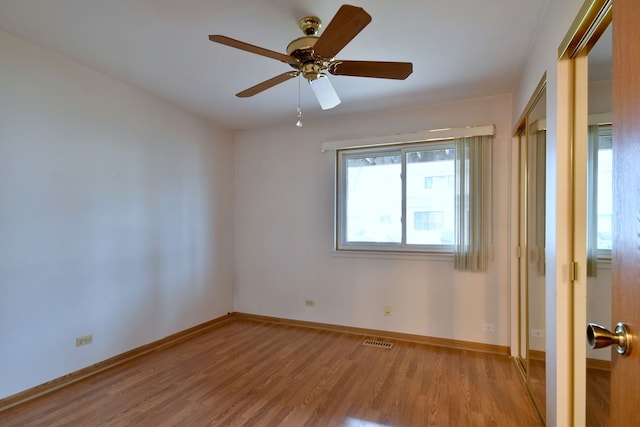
337 141 456 253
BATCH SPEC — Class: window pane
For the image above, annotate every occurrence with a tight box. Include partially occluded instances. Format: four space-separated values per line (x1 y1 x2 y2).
597 134 612 250
406 147 455 245
345 154 401 243
414 211 445 230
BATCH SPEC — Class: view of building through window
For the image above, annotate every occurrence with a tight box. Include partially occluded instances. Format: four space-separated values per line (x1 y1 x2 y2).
344 144 455 247
406 148 455 245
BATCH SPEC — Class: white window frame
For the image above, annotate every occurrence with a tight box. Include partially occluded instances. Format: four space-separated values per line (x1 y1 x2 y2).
595 124 612 259
336 141 456 253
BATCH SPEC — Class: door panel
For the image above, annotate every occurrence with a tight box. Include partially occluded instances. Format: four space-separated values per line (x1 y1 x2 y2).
515 79 547 422
611 1 640 425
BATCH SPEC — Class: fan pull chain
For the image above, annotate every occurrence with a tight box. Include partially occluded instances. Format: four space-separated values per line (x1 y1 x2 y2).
296 75 303 127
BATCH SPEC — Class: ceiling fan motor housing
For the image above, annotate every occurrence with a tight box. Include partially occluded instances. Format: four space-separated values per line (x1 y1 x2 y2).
286 36 327 81
286 36 318 57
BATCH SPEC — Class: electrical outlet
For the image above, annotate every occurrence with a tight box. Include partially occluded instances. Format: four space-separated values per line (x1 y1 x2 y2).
530 329 545 338
481 323 496 333
384 305 392 316
305 299 315 307
76 334 93 347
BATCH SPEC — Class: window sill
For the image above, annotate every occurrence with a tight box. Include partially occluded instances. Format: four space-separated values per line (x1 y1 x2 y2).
330 249 454 262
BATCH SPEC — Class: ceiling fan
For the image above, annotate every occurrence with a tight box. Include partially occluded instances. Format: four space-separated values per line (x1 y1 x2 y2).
209 4 413 111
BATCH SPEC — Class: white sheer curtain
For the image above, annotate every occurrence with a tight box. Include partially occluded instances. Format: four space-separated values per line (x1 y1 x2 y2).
454 135 493 272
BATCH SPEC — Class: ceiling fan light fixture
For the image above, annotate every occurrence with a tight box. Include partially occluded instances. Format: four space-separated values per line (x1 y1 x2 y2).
309 74 341 110
301 61 322 80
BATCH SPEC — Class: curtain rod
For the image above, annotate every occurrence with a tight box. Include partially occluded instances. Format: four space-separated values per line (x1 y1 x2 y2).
320 125 495 152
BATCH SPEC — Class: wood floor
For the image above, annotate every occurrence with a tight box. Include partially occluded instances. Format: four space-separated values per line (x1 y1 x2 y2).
586 367 610 427
0 319 542 426
523 358 611 425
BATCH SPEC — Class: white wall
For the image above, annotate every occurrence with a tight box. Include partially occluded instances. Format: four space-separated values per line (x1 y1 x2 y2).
0 30 235 399
234 94 512 346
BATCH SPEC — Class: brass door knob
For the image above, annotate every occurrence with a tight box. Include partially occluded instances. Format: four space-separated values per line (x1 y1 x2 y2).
587 322 633 355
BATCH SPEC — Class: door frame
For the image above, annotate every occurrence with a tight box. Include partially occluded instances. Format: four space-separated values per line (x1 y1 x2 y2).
513 74 548 422
558 1 612 426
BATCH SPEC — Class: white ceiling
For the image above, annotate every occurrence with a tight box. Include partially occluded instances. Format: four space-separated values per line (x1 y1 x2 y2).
0 0 549 130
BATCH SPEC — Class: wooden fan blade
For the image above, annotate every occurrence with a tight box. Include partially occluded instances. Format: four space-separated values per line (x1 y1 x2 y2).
236 72 298 97
209 35 293 64
329 60 413 80
313 5 372 59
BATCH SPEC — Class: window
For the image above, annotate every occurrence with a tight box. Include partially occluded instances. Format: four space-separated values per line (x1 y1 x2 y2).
587 124 612 275
338 141 456 252
327 128 492 270
596 125 612 253
343 151 402 244
588 125 613 258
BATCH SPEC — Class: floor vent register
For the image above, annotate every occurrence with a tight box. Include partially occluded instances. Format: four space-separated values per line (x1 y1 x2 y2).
362 339 394 349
